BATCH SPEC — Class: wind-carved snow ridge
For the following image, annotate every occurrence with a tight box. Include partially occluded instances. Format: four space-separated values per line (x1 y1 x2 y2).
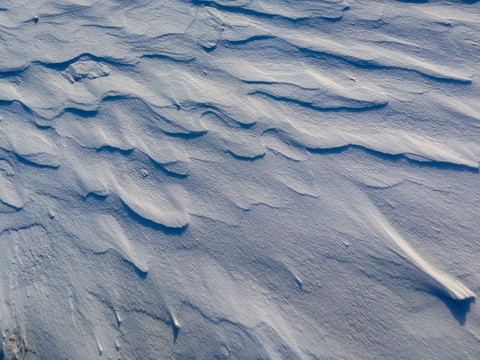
1 0 480 359
349 200 475 301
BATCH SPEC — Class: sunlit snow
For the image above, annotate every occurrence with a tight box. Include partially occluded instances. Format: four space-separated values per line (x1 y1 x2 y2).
1 0 479 358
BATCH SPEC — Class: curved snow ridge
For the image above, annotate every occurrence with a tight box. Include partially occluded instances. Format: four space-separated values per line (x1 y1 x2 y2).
152 107 208 137
135 140 191 177
211 56 390 110
120 197 188 230
1 56 254 132
0 124 60 169
73 165 190 230
55 105 195 178
65 214 149 275
100 96 207 137
200 112 265 160
57 119 192 177
138 34 200 63
0 179 24 210
0 67 29 78
0 69 172 120
429 92 480 129
0 45 188 77
287 36 474 83
371 212 475 301
190 0 350 21
194 103 258 127
250 88 387 112
101 144 191 178
217 19 473 83
344 195 476 301
0 52 137 75
3 89 204 140
33 52 136 71
0 7 195 70
0 160 24 210
261 128 480 170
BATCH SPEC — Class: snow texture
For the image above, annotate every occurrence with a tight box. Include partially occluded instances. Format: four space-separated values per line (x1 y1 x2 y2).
1 0 480 359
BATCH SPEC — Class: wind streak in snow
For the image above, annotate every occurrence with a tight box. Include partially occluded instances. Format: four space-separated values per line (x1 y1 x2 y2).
349 200 475 301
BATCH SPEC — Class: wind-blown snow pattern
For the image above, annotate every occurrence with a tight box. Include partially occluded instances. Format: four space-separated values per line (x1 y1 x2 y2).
1 0 480 358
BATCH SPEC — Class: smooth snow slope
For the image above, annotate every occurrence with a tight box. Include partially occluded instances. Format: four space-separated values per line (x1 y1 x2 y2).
1 0 480 359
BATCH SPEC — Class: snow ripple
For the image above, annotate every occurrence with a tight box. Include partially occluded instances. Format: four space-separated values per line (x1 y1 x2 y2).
0 0 479 358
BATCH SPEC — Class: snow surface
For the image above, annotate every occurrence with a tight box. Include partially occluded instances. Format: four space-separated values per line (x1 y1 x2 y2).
1 0 480 358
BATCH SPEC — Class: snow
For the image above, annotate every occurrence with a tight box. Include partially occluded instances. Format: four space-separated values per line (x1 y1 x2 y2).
1 0 480 358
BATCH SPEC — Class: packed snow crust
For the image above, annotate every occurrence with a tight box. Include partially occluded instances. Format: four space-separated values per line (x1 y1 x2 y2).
1 0 480 359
